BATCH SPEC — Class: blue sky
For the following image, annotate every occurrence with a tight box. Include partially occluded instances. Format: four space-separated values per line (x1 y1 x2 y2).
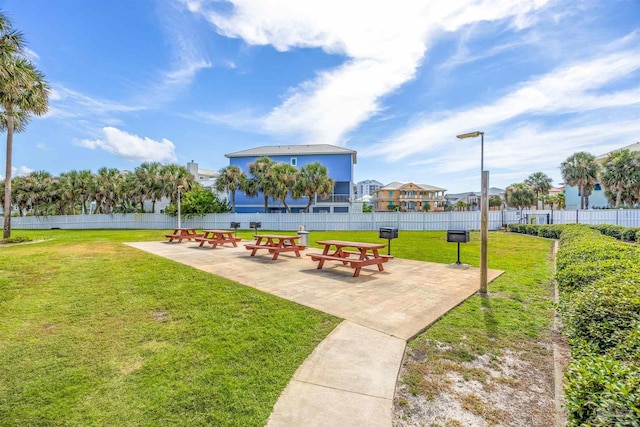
1 0 639 193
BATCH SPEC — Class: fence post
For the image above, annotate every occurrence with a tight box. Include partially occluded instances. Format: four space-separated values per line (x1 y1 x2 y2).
576 209 579 224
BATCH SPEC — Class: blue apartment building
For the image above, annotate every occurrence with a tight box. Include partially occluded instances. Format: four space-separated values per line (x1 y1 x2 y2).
225 144 357 213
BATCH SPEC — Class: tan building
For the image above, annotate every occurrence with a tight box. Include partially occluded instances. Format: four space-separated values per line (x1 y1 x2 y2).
372 182 446 212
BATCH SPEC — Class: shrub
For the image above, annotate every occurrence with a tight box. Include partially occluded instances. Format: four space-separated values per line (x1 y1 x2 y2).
621 227 640 242
556 230 637 272
537 224 567 239
637 229 640 243
507 223 527 233
561 275 640 352
557 224 640 425
555 259 640 293
591 224 627 240
564 356 640 427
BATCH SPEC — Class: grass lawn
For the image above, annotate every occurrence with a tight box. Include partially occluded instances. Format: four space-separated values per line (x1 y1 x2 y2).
1 228 556 426
0 230 339 426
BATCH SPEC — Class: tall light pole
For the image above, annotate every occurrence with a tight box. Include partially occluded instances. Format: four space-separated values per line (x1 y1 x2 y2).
177 185 183 228
456 131 488 295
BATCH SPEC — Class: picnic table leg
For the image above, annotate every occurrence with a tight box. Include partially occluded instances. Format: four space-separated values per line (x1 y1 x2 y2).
371 249 384 271
352 266 362 277
317 259 326 269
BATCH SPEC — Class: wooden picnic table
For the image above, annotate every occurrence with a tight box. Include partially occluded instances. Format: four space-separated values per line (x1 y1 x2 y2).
164 227 203 243
195 229 242 248
244 234 304 260
306 240 393 277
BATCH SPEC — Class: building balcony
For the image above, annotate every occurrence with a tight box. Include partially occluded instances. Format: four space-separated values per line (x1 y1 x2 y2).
399 194 445 201
317 194 351 203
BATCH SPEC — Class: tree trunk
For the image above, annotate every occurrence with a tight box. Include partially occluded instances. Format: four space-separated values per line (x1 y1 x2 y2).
263 195 269 213
231 191 236 213
3 107 14 239
616 190 622 208
282 198 291 213
305 196 313 213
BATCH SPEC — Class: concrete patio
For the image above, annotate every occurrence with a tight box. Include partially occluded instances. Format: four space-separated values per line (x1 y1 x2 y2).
126 241 503 426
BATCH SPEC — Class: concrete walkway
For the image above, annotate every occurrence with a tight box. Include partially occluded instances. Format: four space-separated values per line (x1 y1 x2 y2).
126 242 502 426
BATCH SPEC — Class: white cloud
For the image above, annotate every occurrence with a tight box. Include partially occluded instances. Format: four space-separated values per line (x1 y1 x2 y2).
78 127 177 163
183 0 550 145
367 44 640 162
23 47 40 62
36 143 48 150
14 166 35 177
45 85 144 120
149 1 213 103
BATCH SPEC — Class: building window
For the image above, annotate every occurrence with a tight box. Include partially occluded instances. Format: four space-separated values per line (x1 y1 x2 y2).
594 183 601 191
290 157 297 166
389 190 393 197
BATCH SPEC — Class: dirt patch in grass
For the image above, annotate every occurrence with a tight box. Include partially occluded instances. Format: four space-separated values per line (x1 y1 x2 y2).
394 340 555 426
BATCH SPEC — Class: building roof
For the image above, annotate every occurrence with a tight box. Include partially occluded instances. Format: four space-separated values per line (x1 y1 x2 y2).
445 187 505 200
225 144 357 163
357 179 383 185
596 141 640 161
198 167 218 178
379 181 446 192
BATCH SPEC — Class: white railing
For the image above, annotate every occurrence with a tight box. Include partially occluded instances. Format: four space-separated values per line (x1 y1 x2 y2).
10 209 640 231
317 194 350 203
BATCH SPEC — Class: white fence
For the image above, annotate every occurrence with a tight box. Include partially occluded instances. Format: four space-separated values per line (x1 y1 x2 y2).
10 209 640 231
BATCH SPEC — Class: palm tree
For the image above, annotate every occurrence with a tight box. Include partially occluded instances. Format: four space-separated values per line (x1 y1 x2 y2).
215 165 245 213
525 172 552 209
489 195 503 210
1 14 50 237
270 162 298 213
454 200 468 211
247 157 275 213
292 162 334 213
560 152 599 210
505 183 535 210
93 167 123 214
24 170 55 215
160 164 192 204
601 149 640 207
135 162 163 212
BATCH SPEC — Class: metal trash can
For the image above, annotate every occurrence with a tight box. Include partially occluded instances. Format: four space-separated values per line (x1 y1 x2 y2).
297 230 310 248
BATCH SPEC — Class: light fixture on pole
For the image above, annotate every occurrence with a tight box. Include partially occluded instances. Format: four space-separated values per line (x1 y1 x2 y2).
456 130 488 295
177 185 184 229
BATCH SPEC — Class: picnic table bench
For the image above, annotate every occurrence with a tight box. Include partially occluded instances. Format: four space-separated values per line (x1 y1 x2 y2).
307 240 393 277
164 227 203 243
244 234 305 260
195 229 242 248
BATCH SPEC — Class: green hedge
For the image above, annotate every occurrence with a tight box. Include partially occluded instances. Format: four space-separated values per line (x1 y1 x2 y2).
562 275 640 353
555 225 640 426
564 356 640 426
555 259 640 293
508 222 640 242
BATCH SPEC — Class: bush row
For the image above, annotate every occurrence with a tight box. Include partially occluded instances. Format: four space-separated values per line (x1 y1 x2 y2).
507 222 640 242
554 225 640 426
